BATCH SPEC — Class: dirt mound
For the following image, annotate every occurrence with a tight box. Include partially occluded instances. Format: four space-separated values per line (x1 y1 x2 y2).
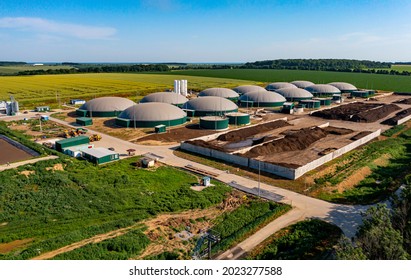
312 102 401 123
217 120 289 142
242 127 328 158
381 108 411 125
394 98 411 105
185 140 226 152
352 104 400 122
322 126 353 135
350 131 372 140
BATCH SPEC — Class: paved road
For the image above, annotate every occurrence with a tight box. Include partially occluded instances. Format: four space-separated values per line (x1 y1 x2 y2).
4 116 369 259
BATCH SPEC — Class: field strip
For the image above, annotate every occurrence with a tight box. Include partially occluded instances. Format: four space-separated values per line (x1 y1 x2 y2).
30 208 223 260
30 224 140 260
0 155 58 172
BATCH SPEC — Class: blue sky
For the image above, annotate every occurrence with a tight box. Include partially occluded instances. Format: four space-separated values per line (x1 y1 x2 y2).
0 0 410 62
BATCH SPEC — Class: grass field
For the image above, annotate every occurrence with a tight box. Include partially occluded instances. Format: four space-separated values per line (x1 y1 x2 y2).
0 65 74 75
392 65 411 72
165 69 411 92
247 219 342 260
0 151 233 259
0 73 257 108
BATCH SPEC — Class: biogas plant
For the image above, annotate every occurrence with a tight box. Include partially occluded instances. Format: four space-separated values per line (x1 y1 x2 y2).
68 79 409 180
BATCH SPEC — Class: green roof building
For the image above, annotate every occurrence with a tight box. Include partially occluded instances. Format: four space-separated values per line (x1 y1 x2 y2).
55 136 90 152
82 148 119 164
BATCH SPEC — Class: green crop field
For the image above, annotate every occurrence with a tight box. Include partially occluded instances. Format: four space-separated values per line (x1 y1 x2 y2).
165 69 411 92
392 65 411 72
0 73 257 108
0 65 74 75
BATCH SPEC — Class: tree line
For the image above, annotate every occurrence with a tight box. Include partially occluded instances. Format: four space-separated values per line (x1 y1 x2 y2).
14 64 170 76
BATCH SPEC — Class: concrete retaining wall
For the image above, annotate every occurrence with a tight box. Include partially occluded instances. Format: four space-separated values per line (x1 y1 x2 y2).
397 115 411 125
293 129 381 178
181 142 249 166
249 159 296 179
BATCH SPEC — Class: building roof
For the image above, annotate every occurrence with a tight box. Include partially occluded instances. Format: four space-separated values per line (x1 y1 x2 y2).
265 82 297 91
274 88 314 99
182 96 238 112
239 91 287 103
328 82 357 91
290 80 315 88
198 88 239 99
82 147 118 158
80 97 135 112
305 84 341 94
118 102 187 121
139 92 188 105
56 136 89 145
64 144 93 152
232 85 266 95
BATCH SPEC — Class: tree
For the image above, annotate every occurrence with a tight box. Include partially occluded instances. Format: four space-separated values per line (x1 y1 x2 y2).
335 236 367 260
356 204 408 260
391 185 411 254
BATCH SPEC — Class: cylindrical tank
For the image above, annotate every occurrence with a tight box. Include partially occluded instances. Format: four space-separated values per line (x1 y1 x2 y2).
299 100 321 109
313 98 332 106
226 112 250 125
200 116 229 130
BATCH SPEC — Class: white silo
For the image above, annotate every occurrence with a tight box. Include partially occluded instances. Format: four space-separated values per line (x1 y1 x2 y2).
174 80 181 94
181 80 188 96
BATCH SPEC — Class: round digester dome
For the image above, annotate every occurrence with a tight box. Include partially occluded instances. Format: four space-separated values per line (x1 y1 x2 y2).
116 102 187 128
305 84 341 97
239 91 286 107
182 96 238 117
328 82 357 93
275 88 313 101
198 88 239 101
232 85 266 95
139 92 188 107
77 97 135 117
265 82 297 91
291 80 315 88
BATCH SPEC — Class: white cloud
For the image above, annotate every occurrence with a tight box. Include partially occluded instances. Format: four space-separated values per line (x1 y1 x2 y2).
0 17 116 40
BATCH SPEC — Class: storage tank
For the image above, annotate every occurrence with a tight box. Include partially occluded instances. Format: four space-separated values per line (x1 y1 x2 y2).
225 112 250 125
313 98 332 106
200 116 229 130
299 100 321 109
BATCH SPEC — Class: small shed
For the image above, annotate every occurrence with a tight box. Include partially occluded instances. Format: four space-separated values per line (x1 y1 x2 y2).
70 99 86 105
281 102 295 114
82 148 119 164
40 115 49 121
155 124 166 133
35 106 50 112
201 176 211 187
76 117 93 126
140 157 155 168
